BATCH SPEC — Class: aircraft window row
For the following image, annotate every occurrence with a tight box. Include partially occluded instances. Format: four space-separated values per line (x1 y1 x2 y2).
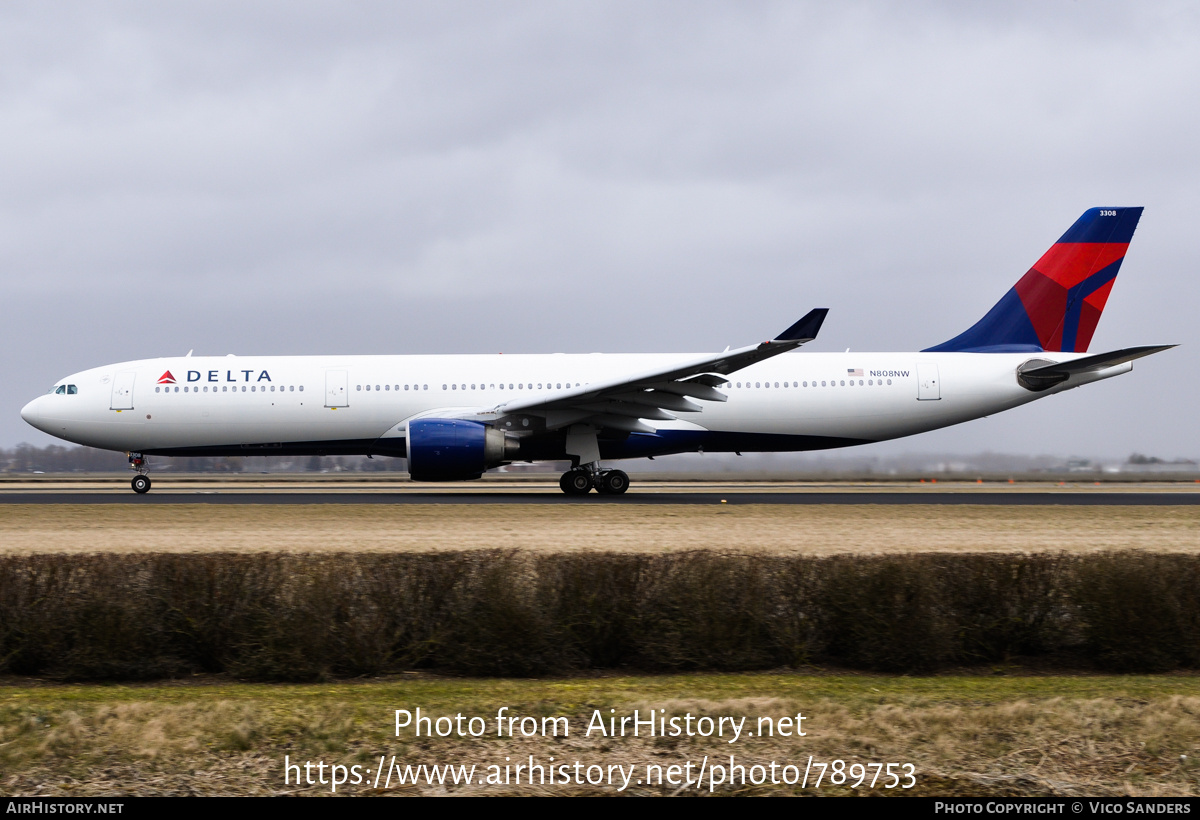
357 385 430 392
733 379 892 388
410 383 581 391
155 385 305 393
439 382 578 391
52 385 79 394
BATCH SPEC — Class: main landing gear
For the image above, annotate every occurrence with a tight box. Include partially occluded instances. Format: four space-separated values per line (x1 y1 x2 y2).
558 466 629 496
128 453 151 494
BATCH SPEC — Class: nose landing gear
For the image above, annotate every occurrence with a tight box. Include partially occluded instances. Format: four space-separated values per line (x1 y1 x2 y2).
128 453 151 494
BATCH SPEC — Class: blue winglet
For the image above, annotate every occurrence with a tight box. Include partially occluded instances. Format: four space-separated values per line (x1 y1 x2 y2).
775 308 829 342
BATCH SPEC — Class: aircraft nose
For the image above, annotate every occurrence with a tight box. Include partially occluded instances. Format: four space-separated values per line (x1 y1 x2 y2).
20 396 50 433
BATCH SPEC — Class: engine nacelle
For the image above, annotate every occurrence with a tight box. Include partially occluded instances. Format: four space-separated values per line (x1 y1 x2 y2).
405 418 519 481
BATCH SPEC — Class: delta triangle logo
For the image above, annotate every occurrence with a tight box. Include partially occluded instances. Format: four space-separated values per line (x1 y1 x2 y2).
157 371 177 385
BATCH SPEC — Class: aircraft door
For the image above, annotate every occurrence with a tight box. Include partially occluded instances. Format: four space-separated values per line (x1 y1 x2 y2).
917 362 941 401
110 371 135 410
325 370 349 407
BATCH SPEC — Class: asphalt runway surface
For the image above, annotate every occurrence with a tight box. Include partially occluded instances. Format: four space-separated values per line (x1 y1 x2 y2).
3 491 1199 505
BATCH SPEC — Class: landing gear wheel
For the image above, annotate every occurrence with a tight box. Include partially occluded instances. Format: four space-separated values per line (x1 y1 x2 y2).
131 475 151 494
596 469 629 495
559 469 593 495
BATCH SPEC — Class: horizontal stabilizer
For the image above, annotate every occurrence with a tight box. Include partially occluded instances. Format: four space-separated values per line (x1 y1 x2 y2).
1017 345 1175 391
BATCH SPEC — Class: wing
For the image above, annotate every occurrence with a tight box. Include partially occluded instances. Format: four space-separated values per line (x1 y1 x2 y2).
492 309 829 433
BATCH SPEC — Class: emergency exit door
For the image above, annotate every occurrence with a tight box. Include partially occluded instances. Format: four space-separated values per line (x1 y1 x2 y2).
917 362 941 400
325 370 348 407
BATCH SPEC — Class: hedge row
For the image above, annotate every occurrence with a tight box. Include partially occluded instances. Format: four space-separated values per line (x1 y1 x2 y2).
1 551 1197 680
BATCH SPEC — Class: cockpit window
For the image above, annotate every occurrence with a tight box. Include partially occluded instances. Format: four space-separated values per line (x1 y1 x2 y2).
54 385 65 395
67 385 77 394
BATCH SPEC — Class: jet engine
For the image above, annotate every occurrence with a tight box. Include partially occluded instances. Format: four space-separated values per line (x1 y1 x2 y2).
405 418 520 481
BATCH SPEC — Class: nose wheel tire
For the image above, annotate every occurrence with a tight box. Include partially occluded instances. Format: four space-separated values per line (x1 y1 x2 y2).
131 475 151 494
559 469 593 495
596 469 629 495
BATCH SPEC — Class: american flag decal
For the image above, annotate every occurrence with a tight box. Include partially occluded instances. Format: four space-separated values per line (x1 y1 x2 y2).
848 368 863 377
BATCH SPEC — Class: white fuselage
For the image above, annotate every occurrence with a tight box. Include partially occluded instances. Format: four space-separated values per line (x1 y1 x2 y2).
20 350 1129 461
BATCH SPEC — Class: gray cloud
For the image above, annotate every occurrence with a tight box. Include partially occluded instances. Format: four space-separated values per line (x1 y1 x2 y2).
3 1 1195 458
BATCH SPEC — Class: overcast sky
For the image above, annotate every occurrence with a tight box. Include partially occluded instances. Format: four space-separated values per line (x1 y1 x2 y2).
2 1 1196 460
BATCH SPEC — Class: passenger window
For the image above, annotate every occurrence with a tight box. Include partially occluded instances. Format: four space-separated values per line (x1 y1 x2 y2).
357 385 362 391
299 385 304 391
155 386 160 393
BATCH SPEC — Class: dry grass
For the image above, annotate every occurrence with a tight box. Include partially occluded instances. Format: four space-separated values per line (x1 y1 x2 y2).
0 504 1197 554
3 675 1199 796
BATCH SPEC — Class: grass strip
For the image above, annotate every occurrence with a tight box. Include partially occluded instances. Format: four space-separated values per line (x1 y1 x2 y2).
3 673 1198 796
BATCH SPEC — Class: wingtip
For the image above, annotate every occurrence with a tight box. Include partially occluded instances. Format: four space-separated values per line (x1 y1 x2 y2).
774 308 829 342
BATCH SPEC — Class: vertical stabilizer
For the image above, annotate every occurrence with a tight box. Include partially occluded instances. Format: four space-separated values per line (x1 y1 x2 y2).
924 207 1143 353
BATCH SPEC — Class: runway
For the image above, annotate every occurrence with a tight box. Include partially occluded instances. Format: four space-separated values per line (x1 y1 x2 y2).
3 490 1199 505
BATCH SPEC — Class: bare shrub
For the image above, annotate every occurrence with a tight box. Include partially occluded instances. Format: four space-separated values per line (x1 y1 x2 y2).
1076 553 1200 671
1 551 1197 680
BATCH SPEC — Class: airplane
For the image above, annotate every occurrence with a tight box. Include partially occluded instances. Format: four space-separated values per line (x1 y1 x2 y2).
21 207 1174 495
